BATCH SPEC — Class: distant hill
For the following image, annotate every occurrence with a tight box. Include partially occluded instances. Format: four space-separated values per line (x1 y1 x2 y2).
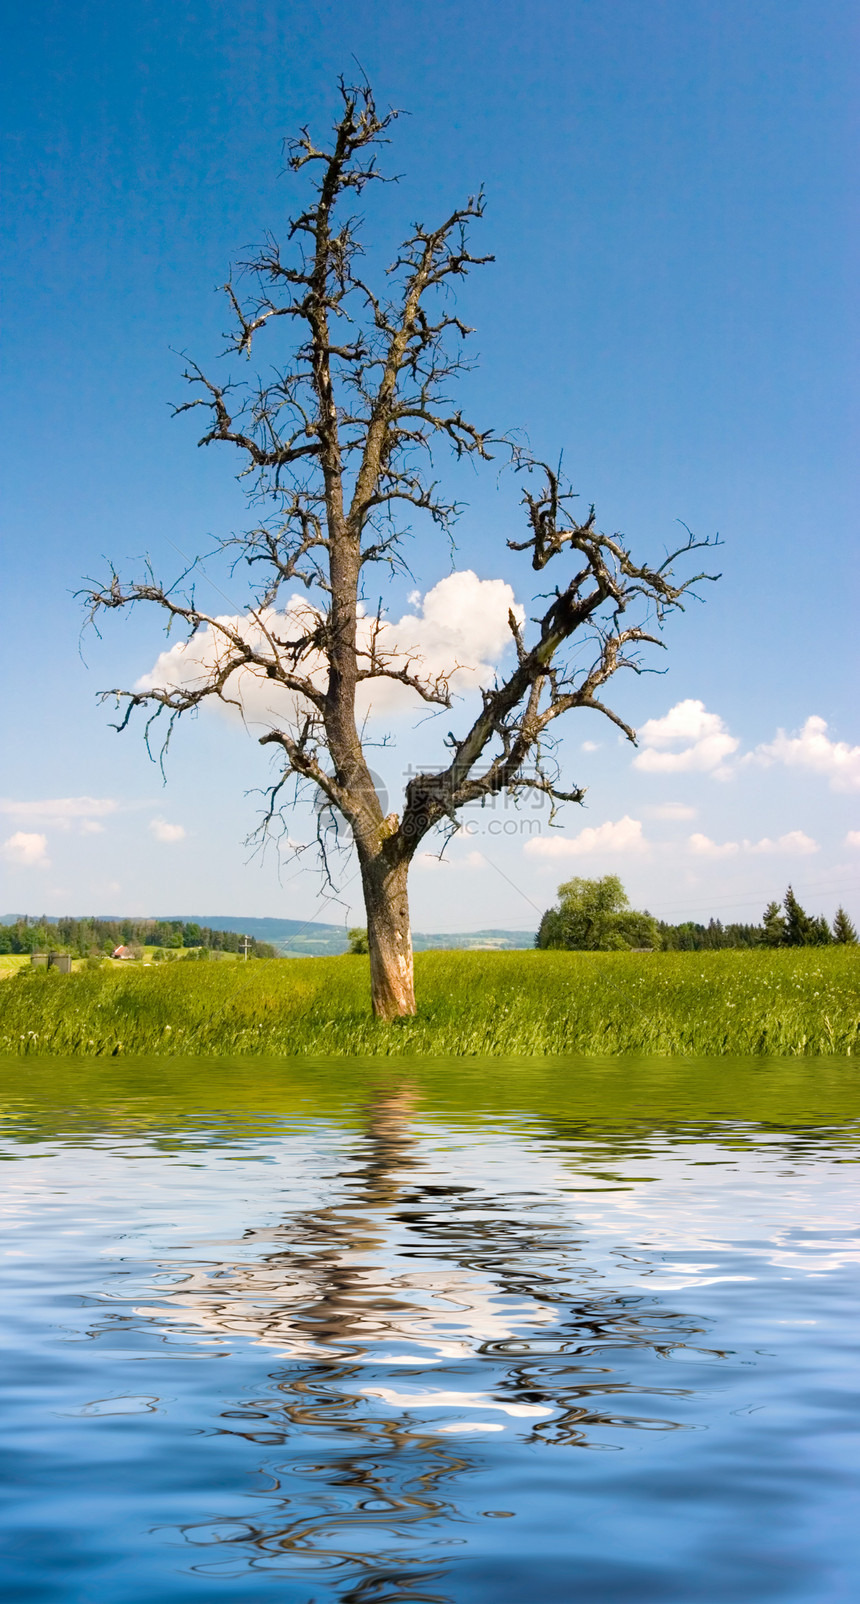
156 917 535 955
2 912 535 955
411 929 535 953
156 915 344 954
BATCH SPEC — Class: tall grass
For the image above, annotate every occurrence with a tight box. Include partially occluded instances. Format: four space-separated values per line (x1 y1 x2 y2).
1 948 858 1057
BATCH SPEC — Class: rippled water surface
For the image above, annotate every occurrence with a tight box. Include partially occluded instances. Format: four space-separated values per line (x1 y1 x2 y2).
1 1055 859 1603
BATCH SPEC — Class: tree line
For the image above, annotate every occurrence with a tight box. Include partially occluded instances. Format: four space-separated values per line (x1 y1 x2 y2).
536 878 858 952
0 917 276 959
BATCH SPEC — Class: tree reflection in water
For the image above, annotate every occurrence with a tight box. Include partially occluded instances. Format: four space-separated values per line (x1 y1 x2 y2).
136 1087 714 1599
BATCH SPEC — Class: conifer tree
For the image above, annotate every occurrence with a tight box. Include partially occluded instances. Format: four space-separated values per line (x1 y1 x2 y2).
761 899 785 947
782 885 813 947
832 906 858 944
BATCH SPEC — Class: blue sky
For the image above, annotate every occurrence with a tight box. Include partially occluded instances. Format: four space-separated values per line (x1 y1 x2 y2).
1 0 857 932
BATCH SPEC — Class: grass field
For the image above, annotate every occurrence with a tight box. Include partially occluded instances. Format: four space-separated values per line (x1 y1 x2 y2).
0 947 858 1057
0 956 31 979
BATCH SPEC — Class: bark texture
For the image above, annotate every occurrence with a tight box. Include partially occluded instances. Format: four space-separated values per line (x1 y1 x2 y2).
361 852 415 1019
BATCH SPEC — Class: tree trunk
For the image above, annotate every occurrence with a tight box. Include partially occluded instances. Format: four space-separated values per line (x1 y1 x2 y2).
361 853 415 1019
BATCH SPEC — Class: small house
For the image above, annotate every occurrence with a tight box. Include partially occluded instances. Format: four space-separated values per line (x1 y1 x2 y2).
112 945 134 960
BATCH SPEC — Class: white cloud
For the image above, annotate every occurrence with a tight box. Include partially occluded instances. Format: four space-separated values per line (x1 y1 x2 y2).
0 796 118 830
688 830 819 858
525 815 647 859
149 819 186 844
750 716 860 792
581 740 600 753
137 572 524 729
630 703 860 794
747 830 819 856
414 849 485 871
633 700 739 778
2 831 50 868
637 699 725 747
845 831 860 849
688 832 739 858
648 802 697 821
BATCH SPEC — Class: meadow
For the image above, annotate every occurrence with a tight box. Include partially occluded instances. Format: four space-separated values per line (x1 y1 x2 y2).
1 946 858 1057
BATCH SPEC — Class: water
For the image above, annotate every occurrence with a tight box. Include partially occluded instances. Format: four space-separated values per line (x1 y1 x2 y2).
1 1056 859 1603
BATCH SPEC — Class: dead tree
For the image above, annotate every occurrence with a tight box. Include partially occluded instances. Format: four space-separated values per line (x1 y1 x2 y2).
83 81 718 1019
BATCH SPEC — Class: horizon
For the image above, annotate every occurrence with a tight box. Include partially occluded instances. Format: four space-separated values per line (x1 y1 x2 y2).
2 885 844 939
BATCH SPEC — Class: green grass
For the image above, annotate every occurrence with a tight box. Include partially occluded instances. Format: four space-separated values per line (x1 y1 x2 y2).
0 955 31 979
1 947 858 1057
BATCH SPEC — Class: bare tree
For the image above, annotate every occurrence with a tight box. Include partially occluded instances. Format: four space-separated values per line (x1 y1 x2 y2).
83 81 718 1019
